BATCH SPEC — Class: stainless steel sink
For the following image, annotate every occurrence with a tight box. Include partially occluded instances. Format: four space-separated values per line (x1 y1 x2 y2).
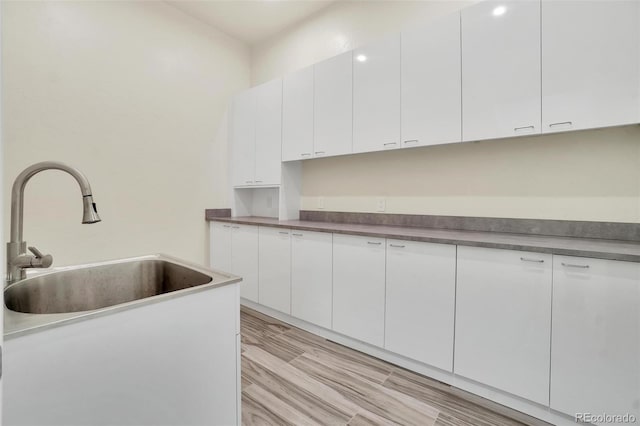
4 254 241 337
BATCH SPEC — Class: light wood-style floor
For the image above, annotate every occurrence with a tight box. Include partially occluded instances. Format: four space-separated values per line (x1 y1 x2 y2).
240 306 549 426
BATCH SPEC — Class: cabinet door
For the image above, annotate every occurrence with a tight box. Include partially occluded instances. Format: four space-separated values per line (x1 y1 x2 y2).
314 52 353 158
282 66 314 162
230 90 256 186
258 227 291 314
333 234 386 347
254 79 282 185
231 224 259 302
291 231 333 328
455 246 552 405
385 240 456 372
401 13 462 148
353 34 401 153
551 256 640 422
210 221 232 272
462 1 541 141
542 0 640 133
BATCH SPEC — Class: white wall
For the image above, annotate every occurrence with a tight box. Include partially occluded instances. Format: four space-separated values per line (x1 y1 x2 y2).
2 0 250 266
251 0 640 223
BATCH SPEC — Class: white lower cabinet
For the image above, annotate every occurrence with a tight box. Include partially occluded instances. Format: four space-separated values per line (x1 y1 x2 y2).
385 240 456 372
210 221 232 272
231 224 259 303
258 226 291 314
333 234 386 347
551 256 640 423
291 230 333 328
454 246 552 405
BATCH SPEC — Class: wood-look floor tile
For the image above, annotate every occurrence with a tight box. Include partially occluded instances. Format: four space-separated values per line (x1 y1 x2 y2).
243 384 321 426
240 309 539 426
347 410 402 426
274 330 393 384
290 353 439 426
383 369 533 426
242 326 305 363
242 345 359 424
241 307 292 335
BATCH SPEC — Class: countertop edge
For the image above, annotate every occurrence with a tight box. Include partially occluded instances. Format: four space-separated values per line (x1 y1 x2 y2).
208 217 640 263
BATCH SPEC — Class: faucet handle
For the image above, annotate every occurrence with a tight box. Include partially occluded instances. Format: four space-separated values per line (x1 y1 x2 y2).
28 246 53 268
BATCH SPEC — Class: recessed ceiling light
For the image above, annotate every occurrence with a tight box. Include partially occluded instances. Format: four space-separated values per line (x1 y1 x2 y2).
492 5 506 16
356 54 367 62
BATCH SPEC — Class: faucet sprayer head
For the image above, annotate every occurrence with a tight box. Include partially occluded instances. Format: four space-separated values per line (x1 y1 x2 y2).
82 195 101 224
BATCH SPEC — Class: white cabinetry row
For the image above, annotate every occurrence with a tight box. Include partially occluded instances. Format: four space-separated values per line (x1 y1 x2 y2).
210 221 640 423
230 0 639 174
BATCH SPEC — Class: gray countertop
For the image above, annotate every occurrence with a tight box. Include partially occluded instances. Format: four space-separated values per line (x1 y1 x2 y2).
209 216 640 263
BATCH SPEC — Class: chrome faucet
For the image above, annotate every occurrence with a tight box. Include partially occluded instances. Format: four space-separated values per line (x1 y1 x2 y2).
6 161 101 284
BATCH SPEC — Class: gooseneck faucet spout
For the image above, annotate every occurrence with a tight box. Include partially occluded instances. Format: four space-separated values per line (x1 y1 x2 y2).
6 161 101 284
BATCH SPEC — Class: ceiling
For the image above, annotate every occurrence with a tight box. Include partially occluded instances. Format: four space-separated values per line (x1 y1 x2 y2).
167 0 336 45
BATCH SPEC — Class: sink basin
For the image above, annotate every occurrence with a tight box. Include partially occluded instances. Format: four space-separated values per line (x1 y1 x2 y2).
5 255 225 315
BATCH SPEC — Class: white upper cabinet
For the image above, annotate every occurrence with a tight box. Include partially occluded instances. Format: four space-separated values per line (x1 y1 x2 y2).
542 0 640 133
455 246 552 405
314 52 353 158
353 34 401 153
462 0 541 142
230 90 256 186
551 256 640 422
401 13 462 148
282 66 314 162
254 79 283 185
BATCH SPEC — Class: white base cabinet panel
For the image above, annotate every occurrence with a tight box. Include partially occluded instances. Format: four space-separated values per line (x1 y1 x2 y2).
385 240 456 372
4 284 240 426
210 221 232 273
258 226 291 314
333 234 386 347
551 256 640 424
455 246 552 405
291 230 333 328
231 224 259 302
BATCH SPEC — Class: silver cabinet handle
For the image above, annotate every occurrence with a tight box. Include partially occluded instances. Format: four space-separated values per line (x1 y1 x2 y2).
389 244 405 248
255 180 263 183
367 241 382 245
520 257 544 263
223 225 231 228
383 142 397 146
278 231 289 235
292 233 303 237
514 126 534 133
245 180 253 184
562 262 589 269
403 140 418 145
315 151 325 155
232 226 240 229
300 153 312 157
549 121 572 128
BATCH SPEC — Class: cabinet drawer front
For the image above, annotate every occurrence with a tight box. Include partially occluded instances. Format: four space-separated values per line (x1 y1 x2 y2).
551 256 640 420
333 234 386 347
385 240 456 371
455 246 552 405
